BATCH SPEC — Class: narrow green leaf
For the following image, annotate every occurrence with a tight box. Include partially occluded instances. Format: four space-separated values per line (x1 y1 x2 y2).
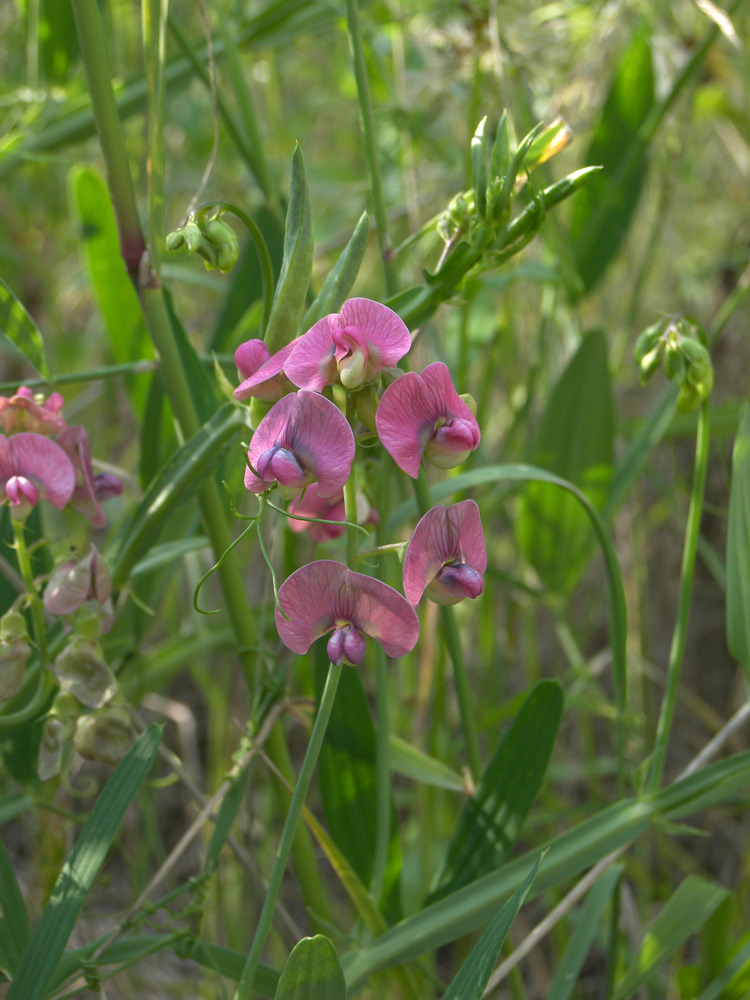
490 111 510 183
441 854 541 1000
428 681 563 904
0 838 30 973
6 725 162 1000
163 286 218 424
302 212 370 329
0 277 49 378
695 938 750 1000
613 876 730 1000
265 144 313 352
130 536 210 578
516 330 614 594
109 402 247 587
274 936 346 1000
314 658 402 921
69 165 151 414
204 769 248 876
570 31 655 293
39 0 80 82
0 792 33 826
546 865 622 1000
726 402 750 675
471 116 489 218
389 734 465 792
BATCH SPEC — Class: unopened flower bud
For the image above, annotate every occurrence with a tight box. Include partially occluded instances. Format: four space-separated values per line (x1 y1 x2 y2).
74 707 133 766
165 230 185 251
438 192 470 243
38 715 75 781
44 546 112 617
200 217 240 272
633 322 665 383
53 637 117 709
0 611 31 701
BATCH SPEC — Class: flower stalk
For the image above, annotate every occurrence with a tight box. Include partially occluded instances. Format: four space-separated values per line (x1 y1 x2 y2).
12 518 47 665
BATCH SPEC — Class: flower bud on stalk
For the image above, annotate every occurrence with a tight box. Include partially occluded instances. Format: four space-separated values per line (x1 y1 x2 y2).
38 714 75 781
74 707 133 766
0 610 32 701
53 637 117 709
633 316 713 413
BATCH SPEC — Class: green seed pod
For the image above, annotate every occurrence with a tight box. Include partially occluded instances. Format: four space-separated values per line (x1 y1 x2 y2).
74 707 133 766
53 637 117 709
633 321 666 383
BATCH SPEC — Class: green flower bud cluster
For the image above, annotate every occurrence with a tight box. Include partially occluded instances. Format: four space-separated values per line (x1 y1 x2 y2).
0 610 32 701
633 316 714 413
166 212 239 272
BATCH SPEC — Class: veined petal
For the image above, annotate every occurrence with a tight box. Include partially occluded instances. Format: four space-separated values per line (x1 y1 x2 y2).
339 298 411 368
234 339 300 402
284 316 339 391
275 560 419 661
448 499 487 573
403 500 486 605
422 362 481 430
56 426 106 527
284 391 355 498
2 433 75 510
0 387 67 436
375 372 437 478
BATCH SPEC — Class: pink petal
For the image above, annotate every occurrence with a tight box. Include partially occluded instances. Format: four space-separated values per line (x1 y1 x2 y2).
44 555 93 616
0 388 68 436
403 500 486 605
284 316 339 391
339 298 411 367
233 339 300 402
421 363 480 433
375 372 437 478
245 392 354 497
275 560 419 660
288 490 347 541
2 433 75 510
234 339 270 379
56 426 106 527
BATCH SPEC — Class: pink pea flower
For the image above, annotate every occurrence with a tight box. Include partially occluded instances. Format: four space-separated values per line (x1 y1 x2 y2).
0 432 75 519
56 426 119 529
233 337 300 402
44 545 113 617
0 386 67 436
284 298 412 392
376 362 480 478
244 390 355 498
287 488 378 542
403 500 487 606
275 560 419 666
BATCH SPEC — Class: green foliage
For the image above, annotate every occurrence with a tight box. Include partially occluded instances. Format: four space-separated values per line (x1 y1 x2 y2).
570 30 655 294
726 402 750 678
0 278 49 378
516 330 614 594
274 936 346 1000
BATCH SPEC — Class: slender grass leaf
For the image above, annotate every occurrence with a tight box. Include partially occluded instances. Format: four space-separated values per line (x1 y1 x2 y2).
302 212 370 329
441 854 541 1000
204 768 248 876
0 277 49 378
314 657 402 922
130 536 211 577
69 166 151 415
613 876 729 1000
569 31 655 294
109 402 247 587
389 734 465 792
0 792 33 826
695 938 750 1000
39 0 80 82
427 681 563 904
490 111 510 185
6 725 162 1000
726 402 750 677
275 936 346 1000
546 865 622 1000
0 838 30 973
342 751 750 988
265 144 313 352
163 286 218 424
516 330 614 594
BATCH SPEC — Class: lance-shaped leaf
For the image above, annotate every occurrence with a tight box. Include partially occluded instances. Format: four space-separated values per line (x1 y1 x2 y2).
302 212 370 329
570 30 655 294
0 278 49 379
471 116 489 218
0 839 30 976
727 402 750 678
440 854 541 1000
265 144 313 352
516 330 614 594
427 681 563 904
6 725 162 1000
275 936 346 1000
612 876 729 1000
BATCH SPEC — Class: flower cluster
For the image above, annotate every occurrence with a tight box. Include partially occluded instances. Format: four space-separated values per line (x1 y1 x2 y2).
233 297 487 666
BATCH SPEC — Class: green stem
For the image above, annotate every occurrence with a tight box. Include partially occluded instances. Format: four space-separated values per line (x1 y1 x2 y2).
647 400 710 793
344 0 397 296
344 394 359 566
194 200 275 336
370 645 391 903
70 0 146 279
412 473 481 780
12 518 47 664
233 660 343 1000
